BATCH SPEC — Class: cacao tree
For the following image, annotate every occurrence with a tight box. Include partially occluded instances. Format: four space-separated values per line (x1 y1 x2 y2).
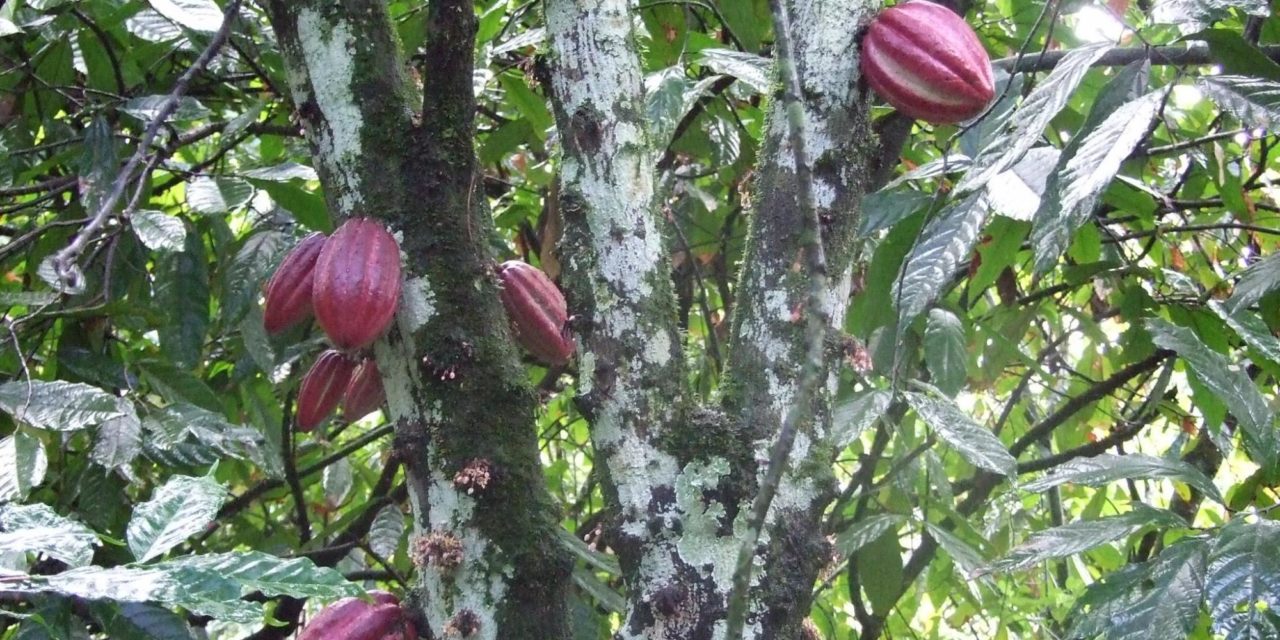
1 0 1279 639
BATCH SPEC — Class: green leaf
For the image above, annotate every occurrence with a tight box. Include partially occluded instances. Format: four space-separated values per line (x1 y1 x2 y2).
143 403 281 478
1210 301 1280 365
924 522 988 579
572 567 626 614
155 551 362 600
1070 539 1208 640
557 528 621 576
959 42 1114 193
0 380 129 431
154 232 210 369
1152 0 1269 31
1200 75 1280 130
147 0 224 33
1147 319 1275 465
993 505 1185 571
893 191 988 324
696 48 770 94
138 360 223 412
91 601 196 640
499 74 553 141
186 177 254 215
0 431 48 501
251 180 331 232
858 527 904 616
1206 520 1280 640
858 187 934 236
1030 91 1162 273
1190 29 1280 80
131 210 187 252
221 229 291 326
1226 251 1280 314
834 514 906 557
121 95 210 123
0 503 98 568
368 504 405 560
905 391 1016 477
831 389 892 450
93 414 144 470
240 162 318 182
13 564 257 622
924 309 966 396
127 475 228 562
1024 452 1223 504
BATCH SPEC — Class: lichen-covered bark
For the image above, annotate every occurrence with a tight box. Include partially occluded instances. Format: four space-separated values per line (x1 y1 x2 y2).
264 2 569 638
719 0 877 636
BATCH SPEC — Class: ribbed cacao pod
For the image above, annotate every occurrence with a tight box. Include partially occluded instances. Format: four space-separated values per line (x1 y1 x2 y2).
342 358 385 420
263 232 327 334
861 0 995 124
312 218 403 351
297 350 357 432
298 591 417 640
497 261 574 366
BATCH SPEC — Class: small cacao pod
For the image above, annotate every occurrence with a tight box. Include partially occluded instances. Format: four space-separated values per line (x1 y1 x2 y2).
298 591 417 640
860 0 994 124
312 218 403 351
263 232 327 334
297 350 357 432
497 261 574 366
343 358 385 420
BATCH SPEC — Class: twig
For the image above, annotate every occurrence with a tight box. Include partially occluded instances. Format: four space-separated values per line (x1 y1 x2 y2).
725 0 831 636
48 0 242 291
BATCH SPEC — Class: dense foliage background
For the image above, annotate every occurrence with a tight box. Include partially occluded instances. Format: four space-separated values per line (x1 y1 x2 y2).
1 0 1279 638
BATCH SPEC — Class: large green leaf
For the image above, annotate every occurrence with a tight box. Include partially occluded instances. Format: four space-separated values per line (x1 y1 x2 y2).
147 0 224 33
993 506 1185 571
1225 252 1280 314
905 392 1016 477
0 432 48 501
1206 521 1280 640
1200 76 1280 130
0 380 129 431
154 232 210 369
1023 452 1224 504
127 475 228 562
0 503 98 568
893 191 988 324
154 551 362 599
1069 539 1208 640
923 309 967 396
830 389 892 450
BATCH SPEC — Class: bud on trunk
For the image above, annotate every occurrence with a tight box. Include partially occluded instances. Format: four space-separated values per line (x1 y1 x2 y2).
343 358 385 420
298 591 417 640
297 350 357 432
861 0 994 124
312 219 403 351
497 261 574 366
263 232 327 334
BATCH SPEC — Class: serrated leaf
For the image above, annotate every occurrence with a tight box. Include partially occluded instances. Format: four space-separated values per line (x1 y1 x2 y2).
147 0 224 33
1206 520 1280 639
323 457 353 507
1073 539 1208 640
958 42 1114 193
92 414 143 470
1024 452 1223 504
696 48 770 94
0 504 98 568
1152 0 1269 31
143 404 281 478
126 8 186 43
983 146 1060 221
893 191 988 324
368 505 405 560
1031 91 1161 272
240 162 317 182
1201 75 1280 130
858 187 934 236
993 506 1185 571
905 392 1015 476
156 551 362 599
834 514 906 557
0 432 48 501
91 601 195 640
831 389 892 450
187 176 253 215
0 380 129 431
121 95 209 123
1147 319 1275 464
154 233 209 369
1211 301 1280 365
127 475 228 562
924 309 966 396
131 210 187 252
1226 251 1280 314
924 522 987 579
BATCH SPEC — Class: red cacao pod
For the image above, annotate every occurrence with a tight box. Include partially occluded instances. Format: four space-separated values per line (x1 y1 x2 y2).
297 350 357 432
312 218 403 351
342 358 385 420
861 0 995 124
298 591 417 640
497 261 574 366
263 232 327 334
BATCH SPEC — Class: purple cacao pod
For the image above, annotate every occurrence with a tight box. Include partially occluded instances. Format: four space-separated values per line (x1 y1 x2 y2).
342 358 385 420
312 218 403 351
497 261 574 366
263 232 327 334
861 0 995 124
298 591 417 640
297 350 357 432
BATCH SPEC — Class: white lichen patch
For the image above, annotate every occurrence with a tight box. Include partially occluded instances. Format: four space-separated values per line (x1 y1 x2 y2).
295 9 365 217
674 458 742 591
398 275 438 334
768 433 819 514
642 324 672 368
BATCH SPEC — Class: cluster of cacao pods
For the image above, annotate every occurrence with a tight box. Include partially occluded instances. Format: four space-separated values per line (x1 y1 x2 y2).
299 591 416 640
497 260 574 366
263 218 400 430
860 0 995 124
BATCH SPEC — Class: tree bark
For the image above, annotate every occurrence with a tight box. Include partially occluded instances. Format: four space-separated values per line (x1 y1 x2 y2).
263 2 570 638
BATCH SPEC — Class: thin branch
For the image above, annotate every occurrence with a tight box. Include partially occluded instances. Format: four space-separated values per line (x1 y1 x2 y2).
994 43 1280 73
725 0 830 635
48 0 241 290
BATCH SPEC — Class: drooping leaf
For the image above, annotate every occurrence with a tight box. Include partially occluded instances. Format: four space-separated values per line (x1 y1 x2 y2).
905 391 1016 477
147 0 224 33
153 232 210 369
993 505 1185 572
1069 539 1208 640
893 191 988 324
127 475 228 562
90 601 196 640
0 432 48 501
696 48 771 94
831 389 892 450
131 210 188 253
1225 251 1280 314
0 380 129 431
368 504 405 560
924 309 967 396
834 514 907 557
155 551 362 600
186 177 254 215
1206 520 1280 639
0 503 98 568
924 522 988 579
1200 76 1280 130
1023 452 1224 504
1210 301 1280 365
858 187 935 236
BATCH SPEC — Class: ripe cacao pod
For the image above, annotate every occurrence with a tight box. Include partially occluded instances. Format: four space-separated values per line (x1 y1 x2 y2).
497 261 574 366
342 358 385 420
297 350 357 432
298 591 417 640
312 218 403 351
860 0 995 124
263 232 327 334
